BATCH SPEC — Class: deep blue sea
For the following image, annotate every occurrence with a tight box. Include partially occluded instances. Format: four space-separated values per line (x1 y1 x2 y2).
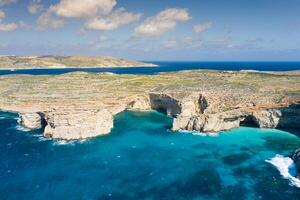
0 61 300 75
1 111 300 200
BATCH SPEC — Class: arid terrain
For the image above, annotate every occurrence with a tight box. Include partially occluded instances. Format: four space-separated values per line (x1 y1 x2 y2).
0 56 156 69
0 70 299 140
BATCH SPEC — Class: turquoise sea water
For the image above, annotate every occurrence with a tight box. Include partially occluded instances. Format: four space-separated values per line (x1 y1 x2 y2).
1 111 300 200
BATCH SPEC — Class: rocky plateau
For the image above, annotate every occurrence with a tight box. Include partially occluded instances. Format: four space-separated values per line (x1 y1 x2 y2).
0 70 299 140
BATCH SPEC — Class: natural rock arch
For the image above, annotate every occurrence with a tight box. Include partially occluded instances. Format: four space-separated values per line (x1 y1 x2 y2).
239 115 260 128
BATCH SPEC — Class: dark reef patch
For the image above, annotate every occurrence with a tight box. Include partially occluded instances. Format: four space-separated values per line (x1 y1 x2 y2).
222 152 251 166
233 165 261 177
264 136 300 152
134 169 223 199
217 183 247 200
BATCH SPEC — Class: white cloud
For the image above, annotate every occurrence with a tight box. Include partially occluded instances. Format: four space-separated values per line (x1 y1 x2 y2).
0 22 17 31
28 0 43 14
134 8 191 37
85 8 141 31
51 0 116 18
37 8 65 30
0 0 16 7
38 0 140 31
0 2 30 32
0 9 18 31
194 22 212 33
163 39 178 49
163 37 203 50
0 9 5 18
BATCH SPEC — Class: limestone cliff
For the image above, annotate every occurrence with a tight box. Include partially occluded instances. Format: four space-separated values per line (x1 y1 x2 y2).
0 70 299 140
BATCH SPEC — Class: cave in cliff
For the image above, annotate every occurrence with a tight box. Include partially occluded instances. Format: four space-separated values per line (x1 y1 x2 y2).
240 115 259 128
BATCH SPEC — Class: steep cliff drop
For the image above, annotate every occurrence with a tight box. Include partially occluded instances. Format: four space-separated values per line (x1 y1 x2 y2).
18 92 300 140
19 109 113 140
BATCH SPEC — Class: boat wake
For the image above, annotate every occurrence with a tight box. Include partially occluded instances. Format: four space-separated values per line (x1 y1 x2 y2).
266 154 300 188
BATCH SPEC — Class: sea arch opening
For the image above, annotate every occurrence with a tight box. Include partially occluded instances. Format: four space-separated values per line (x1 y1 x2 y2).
239 115 260 128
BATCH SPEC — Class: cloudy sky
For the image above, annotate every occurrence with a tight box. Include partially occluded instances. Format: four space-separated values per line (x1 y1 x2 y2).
0 0 299 61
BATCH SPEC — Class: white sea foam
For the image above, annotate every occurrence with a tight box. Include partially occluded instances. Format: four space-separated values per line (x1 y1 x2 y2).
266 154 300 188
38 137 51 142
15 125 31 132
52 139 87 146
53 140 76 146
180 130 219 137
30 134 52 142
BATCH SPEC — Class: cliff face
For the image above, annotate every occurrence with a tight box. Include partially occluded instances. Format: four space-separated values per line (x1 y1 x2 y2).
19 109 113 140
147 93 300 133
292 148 300 179
1 70 299 140
16 92 300 140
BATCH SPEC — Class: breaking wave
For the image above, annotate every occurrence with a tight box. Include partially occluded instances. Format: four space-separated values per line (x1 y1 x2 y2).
266 154 300 188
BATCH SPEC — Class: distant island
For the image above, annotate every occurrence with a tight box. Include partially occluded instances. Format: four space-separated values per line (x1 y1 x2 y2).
0 56 156 69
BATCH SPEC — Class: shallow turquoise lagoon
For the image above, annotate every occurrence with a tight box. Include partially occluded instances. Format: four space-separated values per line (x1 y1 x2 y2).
0 111 300 199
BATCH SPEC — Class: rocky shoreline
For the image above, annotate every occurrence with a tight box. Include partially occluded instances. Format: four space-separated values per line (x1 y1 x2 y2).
292 148 300 179
0 70 299 140
15 92 300 140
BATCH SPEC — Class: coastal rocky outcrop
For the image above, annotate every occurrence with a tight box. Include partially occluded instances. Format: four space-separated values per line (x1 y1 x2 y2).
14 92 300 140
149 93 300 133
0 70 299 140
292 148 300 179
43 109 113 140
19 109 113 140
19 112 44 129
15 92 300 140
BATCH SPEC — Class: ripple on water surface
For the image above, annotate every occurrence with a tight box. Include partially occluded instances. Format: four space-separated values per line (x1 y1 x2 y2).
0 111 300 199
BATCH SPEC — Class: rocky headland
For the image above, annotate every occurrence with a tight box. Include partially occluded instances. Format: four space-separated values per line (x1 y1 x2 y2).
0 70 299 140
0 56 156 69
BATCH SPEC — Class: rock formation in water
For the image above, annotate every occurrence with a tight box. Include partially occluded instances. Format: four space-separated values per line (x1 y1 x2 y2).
19 113 44 129
147 93 300 133
0 70 299 140
292 148 300 179
19 109 113 140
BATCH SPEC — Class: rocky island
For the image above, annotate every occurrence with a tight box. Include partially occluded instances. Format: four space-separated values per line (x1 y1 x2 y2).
0 70 299 140
0 56 156 69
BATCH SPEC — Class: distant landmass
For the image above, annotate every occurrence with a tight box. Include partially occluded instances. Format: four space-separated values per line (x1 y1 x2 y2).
0 56 156 69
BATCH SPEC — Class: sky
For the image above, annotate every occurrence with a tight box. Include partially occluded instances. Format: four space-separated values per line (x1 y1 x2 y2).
0 0 300 61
